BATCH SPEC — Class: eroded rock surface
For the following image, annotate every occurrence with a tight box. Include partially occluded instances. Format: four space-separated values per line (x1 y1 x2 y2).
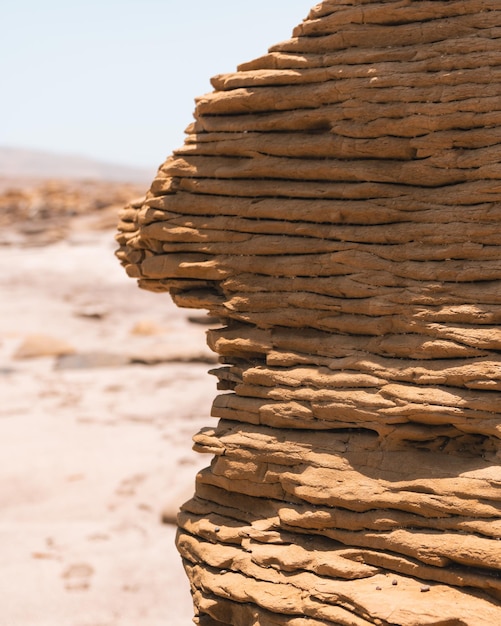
117 1 501 624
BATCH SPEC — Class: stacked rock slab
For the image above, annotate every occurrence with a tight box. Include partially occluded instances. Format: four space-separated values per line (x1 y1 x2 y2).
116 1 501 624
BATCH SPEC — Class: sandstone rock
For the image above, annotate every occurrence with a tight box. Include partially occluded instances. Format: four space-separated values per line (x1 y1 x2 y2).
129 319 166 336
14 334 75 359
116 1 501 624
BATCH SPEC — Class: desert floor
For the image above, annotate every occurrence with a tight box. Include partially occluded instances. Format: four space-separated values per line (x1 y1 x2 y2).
0 211 218 625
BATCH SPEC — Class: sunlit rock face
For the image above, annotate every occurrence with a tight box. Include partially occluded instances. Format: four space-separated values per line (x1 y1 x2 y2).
116 1 501 624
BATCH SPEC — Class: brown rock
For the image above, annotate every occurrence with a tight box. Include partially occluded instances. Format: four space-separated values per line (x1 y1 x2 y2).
116 1 501 624
129 319 166 335
14 334 75 359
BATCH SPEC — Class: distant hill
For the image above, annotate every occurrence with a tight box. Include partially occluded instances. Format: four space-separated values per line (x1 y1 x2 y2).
0 146 154 184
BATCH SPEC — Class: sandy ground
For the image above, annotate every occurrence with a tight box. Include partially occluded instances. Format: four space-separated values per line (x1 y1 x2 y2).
0 224 218 625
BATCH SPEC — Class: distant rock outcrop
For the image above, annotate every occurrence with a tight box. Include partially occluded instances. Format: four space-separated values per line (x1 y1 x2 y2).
0 179 146 245
117 1 501 624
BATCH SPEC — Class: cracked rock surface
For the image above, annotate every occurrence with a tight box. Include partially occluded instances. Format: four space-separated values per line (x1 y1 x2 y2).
117 1 501 624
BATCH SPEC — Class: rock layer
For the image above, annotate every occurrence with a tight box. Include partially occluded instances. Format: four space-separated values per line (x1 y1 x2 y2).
116 1 501 624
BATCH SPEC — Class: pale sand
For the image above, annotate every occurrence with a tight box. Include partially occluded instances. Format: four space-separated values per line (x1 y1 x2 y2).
0 227 217 625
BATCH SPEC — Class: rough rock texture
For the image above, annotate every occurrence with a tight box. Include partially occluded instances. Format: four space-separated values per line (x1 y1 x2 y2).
116 1 501 624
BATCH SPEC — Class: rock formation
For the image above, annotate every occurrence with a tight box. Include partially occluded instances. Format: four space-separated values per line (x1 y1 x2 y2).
0 179 144 245
116 1 501 624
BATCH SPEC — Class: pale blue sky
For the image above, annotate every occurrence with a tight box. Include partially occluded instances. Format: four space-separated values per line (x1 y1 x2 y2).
2 0 313 172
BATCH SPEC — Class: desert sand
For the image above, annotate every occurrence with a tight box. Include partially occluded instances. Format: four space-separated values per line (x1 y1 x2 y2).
0 182 217 625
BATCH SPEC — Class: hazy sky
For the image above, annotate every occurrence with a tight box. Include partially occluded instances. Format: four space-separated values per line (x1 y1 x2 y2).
2 0 313 173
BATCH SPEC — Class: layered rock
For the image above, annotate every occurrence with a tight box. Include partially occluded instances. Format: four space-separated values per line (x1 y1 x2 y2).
116 1 501 624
